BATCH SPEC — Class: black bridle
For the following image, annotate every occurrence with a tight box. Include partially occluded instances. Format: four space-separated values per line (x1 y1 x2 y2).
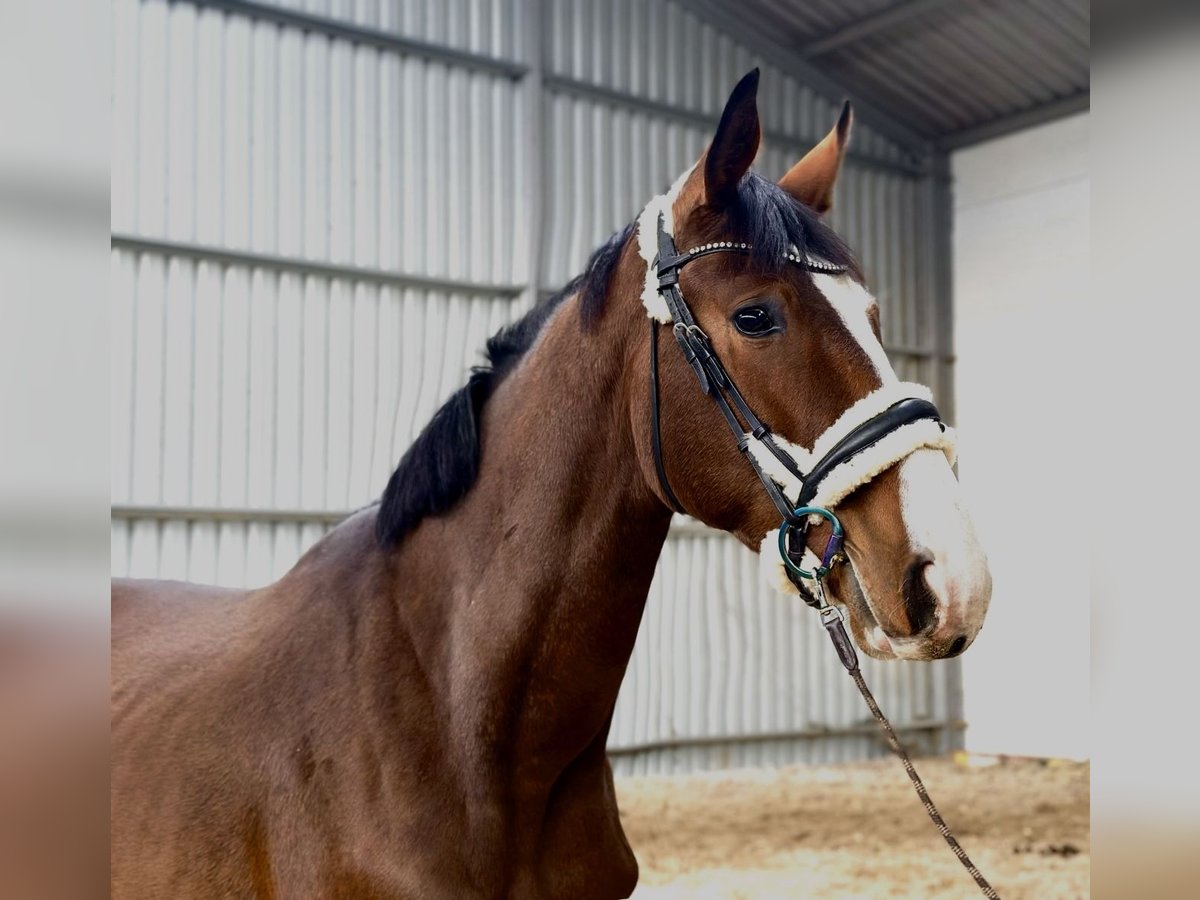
644 212 1000 898
646 213 946 595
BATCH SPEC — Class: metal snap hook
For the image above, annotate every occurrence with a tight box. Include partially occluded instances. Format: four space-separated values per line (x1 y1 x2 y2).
776 505 844 582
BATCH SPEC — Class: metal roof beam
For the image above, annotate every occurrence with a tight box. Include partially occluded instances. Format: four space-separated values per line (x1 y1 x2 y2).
187 0 528 79
111 235 527 298
936 90 1090 150
111 505 353 525
805 0 963 58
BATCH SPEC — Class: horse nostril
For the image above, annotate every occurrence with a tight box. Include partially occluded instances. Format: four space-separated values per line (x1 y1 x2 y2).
947 635 967 656
902 555 939 635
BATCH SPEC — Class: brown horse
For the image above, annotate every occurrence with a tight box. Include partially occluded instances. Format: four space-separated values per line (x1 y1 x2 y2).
112 71 991 899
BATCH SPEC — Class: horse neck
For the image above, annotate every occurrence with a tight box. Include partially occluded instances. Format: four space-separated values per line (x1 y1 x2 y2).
396 282 672 779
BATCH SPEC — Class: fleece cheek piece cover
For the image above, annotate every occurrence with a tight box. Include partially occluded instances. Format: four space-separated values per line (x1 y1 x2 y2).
637 165 695 323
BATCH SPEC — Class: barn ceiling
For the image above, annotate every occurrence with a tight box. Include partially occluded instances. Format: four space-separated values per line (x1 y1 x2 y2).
684 0 1090 151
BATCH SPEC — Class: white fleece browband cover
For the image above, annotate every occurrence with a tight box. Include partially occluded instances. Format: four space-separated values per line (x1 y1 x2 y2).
636 168 842 321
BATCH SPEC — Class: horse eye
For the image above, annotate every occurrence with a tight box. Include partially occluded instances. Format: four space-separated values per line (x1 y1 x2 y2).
732 305 778 337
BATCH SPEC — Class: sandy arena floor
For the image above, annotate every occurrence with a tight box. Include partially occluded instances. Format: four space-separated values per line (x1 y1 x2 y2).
615 756 1089 899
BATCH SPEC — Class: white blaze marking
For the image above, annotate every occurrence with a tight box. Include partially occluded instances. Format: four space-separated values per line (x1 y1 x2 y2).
897 448 992 638
809 273 896 384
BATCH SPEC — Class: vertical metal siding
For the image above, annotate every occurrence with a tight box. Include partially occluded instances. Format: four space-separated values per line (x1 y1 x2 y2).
608 528 951 774
112 0 955 774
113 0 527 283
111 246 523 586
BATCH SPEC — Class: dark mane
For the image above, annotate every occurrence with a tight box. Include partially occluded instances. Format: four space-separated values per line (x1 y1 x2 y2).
375 224 635 545
708 172 860 278
375 173 858 546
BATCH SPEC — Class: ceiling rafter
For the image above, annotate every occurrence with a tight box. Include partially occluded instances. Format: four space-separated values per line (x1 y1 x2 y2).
936 89 1090 150
804 0 964 57
681 0 1089 153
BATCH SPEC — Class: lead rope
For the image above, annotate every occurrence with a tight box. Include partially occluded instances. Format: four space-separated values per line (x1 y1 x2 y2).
781 512 1002 900
847 667 1001 899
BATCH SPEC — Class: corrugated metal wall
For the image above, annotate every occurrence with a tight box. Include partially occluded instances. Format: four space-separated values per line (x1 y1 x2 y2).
111 0 959 774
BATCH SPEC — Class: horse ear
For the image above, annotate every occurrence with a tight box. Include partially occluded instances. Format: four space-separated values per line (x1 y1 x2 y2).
778 101 852 215
704 69 762 208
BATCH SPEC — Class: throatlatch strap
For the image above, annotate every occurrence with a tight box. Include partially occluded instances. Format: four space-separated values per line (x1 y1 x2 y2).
649 321 685 514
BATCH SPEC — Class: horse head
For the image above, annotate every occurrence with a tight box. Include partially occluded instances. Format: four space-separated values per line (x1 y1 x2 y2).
630 71 991 661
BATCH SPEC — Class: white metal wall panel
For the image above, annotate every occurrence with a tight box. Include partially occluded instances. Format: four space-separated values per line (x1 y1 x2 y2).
110 246 523 571
112 0 527 286
540 98 712 289
111 0 955 774
110 250 522 508
608 529 951 774
112 517 334 589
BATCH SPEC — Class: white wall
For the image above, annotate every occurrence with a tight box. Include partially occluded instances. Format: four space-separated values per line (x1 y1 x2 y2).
953 113 1089 760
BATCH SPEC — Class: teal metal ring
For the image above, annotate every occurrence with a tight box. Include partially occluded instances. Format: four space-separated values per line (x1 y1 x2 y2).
777 506 844 581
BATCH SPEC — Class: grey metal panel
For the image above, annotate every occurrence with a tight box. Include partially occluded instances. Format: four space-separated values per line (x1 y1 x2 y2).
937 91 1089 151
677 0 937 158
228 0 528 62
974 2 1087 89
608 530 953 774
898 20 1050 111
723 0 1090 144
112 0 527 283
805 0 965 57
111 245 526 517
827 160 937 361
112 515 335 588
544 0 911 165
539 93 711 289
1034 0 1090 48
785 0 898 39
832 35 990 135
